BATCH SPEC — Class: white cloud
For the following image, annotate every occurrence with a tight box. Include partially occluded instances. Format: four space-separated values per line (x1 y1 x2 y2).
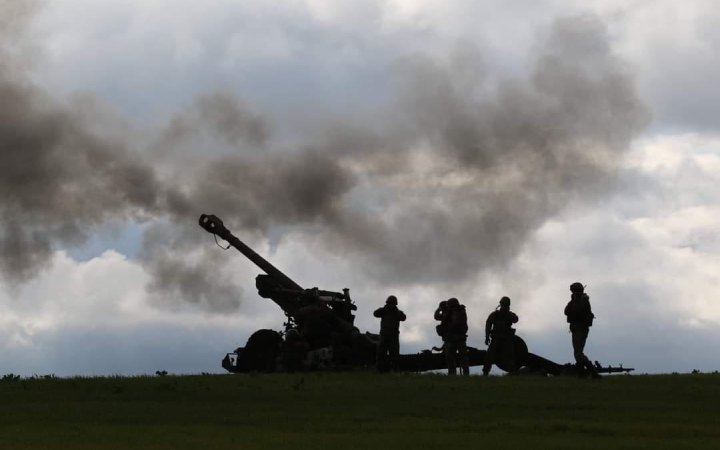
0 249 278 375
0 251 144 331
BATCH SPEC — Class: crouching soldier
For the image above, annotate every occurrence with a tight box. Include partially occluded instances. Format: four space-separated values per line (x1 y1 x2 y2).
373 295 406 372
435 298 469 376
483 296 519 375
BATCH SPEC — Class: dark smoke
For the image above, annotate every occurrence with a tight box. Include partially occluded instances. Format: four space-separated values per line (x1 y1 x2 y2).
0 79 173 281
0 8 647 310
313 15 649 283
139 224 245 313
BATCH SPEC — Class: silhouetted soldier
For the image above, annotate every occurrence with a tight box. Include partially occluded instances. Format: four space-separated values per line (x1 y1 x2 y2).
564 282 601 379
373 295 406 372
435 298 469 376
483 296 519 376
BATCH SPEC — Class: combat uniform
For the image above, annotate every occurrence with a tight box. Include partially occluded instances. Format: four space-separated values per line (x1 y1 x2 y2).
374 297 406 372
564 284 600 378
483 305 518 375
436 299 469 376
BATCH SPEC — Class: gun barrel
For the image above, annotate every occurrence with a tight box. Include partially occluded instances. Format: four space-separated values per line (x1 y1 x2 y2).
199 214 303 291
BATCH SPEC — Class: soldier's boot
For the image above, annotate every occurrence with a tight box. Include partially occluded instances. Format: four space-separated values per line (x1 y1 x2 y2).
580 356 601 379
587 363 602 379
574 362 586 378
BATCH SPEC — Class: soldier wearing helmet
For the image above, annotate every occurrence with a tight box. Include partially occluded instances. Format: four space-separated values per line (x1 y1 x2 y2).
564 282 601 379
483 296 519 376
434 297 469 375
373 295 406 372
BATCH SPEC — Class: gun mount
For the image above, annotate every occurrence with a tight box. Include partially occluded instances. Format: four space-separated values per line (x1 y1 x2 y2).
200 213 633 376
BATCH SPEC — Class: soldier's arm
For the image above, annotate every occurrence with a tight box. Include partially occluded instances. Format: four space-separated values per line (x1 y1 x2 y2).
511 312 518 323
398 310 407 321
373 307 385 318
485 313 494 339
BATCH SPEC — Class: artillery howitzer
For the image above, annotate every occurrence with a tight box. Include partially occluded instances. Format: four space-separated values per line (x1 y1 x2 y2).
199 214 633 376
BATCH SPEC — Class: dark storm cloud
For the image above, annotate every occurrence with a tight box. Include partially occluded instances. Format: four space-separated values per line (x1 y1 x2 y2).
1 7 646 310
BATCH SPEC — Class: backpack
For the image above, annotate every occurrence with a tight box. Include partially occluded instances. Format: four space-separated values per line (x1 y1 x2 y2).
448 306 468 335
565 294 594 327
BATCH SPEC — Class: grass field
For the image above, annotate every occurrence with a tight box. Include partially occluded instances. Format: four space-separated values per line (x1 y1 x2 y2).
0 372 718 449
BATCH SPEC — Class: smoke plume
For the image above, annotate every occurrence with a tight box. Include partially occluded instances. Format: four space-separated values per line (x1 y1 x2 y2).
330 15 649 283
0 7 647 311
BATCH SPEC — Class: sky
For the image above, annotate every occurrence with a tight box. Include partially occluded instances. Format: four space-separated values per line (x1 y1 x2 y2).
1 0 719 376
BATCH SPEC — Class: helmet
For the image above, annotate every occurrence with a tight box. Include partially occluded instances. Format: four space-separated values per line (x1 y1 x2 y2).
446 298 459 307
285 328 300 339
570 282 584 294
499 296 511 307
386 295 398 305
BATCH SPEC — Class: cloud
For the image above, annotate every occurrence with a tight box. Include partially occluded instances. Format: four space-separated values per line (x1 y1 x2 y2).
593 0 720 133
0 249 279 375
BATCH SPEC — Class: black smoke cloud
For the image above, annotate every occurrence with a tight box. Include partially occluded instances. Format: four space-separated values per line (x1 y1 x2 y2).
316 16 649 283
0 7 647 311
136 147 355 313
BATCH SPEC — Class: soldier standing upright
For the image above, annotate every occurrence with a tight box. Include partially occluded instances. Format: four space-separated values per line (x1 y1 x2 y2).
564 282 601 379
373 295 406 372
434 298 469 376
483 296 519 376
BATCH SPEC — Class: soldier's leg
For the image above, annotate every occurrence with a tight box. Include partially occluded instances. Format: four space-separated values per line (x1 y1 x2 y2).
483 340 496 375
575 330 600 377
458 340 469 376
376 337 389 372
445 341 458 375
388 335 400 371
572 330 593 373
